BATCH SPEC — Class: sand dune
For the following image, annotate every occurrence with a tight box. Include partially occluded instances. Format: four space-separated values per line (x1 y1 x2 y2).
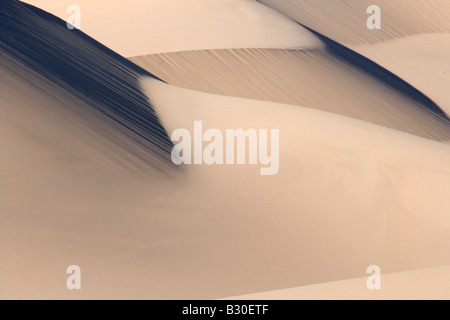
21 0 323 56
132 49 450 141
1 0 174 164
259 0 450 45
3 72 450 298
0 61 177 299
256 0 450 122
355 34 450 118
227 266 450 300
2 0 450 300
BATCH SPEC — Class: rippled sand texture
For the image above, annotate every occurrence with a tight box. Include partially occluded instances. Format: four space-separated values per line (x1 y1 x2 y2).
355 34 450 117
131 49 450 141
21 0 323 56
227 265 450 300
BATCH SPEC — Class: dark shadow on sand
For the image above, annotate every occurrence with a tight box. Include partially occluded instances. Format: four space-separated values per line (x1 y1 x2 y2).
257 0 450 121
0 0 174 163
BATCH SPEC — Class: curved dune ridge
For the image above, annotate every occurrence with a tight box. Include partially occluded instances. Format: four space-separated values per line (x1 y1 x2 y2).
258 0 450 45
0 0 174 166
21 0 323 56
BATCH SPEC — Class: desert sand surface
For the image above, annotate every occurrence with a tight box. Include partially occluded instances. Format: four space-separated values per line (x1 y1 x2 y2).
142 78 450 295
21 0 323 56
131 49 450 141
256 0 450 122
227 266 450 300
259 0 450 45
355 34 450 117
2 0 450 300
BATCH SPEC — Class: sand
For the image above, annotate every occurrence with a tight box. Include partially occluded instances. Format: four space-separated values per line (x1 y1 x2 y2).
354 33 450 117
142 78 450 297
2 0 450 300
131 49 450 141
227 265 450 300
0 53 173 299
3 59 450 298
259 0 450 45
21 0 323 56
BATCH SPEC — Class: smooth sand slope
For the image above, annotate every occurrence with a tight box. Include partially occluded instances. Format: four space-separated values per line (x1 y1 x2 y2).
259 0 450 45
3 0 450 300
227 266 450 300
355 34 450 118
1 0 174 164
256 0 450 121
21 0 323 56
131 49 450 141
3 69 450 299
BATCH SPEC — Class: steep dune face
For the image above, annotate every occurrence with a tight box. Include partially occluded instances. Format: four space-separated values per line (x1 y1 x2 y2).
0 2 179 299
258 0 450 45
21 0 323 56
260 0 450 122
131 49 450 141
0 59 179 299
0 0 173 164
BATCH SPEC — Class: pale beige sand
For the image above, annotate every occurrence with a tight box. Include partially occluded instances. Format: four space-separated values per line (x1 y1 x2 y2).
3 53 450 298
22 0 322 56
260 0 450 45
354 34 450 117
131 49 450 141
226 265 450 300
4 0 450 301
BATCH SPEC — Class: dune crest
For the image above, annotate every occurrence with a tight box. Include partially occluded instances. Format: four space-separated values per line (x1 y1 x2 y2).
132 49 450 141
22 0 323 56
354 33 450 118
